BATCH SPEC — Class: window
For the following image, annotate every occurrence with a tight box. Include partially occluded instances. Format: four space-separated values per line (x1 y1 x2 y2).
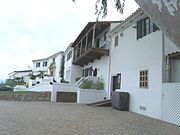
82 67 93 77
137 17 159 40
112 74 121 91
36 62 40 68
139 70 148 88
114 35 119 47
43 61 47 67
66 50 72 61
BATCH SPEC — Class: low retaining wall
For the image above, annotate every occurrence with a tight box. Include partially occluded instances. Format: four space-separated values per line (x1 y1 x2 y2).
77 89 105 104
0 92 51 102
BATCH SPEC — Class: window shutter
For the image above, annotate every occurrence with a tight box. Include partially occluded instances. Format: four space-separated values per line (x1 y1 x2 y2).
137 20 142 40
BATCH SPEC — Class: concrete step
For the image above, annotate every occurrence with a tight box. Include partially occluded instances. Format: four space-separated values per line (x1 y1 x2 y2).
87 100 111 107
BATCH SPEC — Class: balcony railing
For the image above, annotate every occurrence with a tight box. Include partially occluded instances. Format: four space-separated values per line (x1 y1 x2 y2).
73 40 110 66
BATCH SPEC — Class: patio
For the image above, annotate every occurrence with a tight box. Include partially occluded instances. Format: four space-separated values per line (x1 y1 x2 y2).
0 101 179 135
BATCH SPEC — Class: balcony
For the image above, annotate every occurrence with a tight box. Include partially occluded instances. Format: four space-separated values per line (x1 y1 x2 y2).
73 41 109 66
72 21 114 66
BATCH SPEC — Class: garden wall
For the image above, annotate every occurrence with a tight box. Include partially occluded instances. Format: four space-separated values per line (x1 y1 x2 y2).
0 92 51 102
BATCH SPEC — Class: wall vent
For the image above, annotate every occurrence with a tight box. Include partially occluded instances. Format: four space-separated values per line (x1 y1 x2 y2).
140 106 147 111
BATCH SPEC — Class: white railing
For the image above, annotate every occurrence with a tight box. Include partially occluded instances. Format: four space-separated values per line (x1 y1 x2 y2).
99 40 110 49
76 76 99 86
75 77 86 85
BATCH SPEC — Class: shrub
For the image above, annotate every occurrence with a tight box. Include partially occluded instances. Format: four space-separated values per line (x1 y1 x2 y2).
79 79 104 90
79 80 94 89
29 73 36 80
94 80 104 90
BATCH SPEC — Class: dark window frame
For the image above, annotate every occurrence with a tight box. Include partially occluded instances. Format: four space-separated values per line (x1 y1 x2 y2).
36 62 40 68
66 50 72 61
137 17 159 40
112 73 121 91
43 61 47 67
114 35 119 47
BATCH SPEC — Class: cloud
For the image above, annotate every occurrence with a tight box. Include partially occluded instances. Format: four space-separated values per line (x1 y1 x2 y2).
0 0 139 80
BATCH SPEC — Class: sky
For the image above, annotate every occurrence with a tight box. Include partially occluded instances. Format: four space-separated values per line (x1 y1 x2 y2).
0 0 139 81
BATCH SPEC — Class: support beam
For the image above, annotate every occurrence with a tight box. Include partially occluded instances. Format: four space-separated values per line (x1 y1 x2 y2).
92 24 96 48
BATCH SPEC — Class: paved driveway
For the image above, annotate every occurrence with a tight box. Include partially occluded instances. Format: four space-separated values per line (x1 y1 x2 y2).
0 101 179 135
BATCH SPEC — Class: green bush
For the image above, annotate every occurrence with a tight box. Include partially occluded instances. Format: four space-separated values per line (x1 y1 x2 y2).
79 79 104 90
79 80 94 89
94 80 104 90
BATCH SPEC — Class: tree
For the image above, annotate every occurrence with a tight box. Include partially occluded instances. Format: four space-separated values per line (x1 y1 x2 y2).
73 0 125 19
60 55 65 81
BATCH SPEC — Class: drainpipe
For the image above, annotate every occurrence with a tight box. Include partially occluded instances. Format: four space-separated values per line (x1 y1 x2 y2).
107 37 112 99
161 33 171 83
166 56 171 82
161 32 165 121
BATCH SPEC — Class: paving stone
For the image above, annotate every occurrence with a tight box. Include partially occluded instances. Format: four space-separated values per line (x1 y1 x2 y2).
0 101 179 135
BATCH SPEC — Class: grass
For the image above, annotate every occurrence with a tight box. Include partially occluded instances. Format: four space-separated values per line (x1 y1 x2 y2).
0 91 35 95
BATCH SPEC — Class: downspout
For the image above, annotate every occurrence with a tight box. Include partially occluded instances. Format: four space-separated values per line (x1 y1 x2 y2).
162 33 166 82
161 32 165 120
107 37 112 99
166 56 170 82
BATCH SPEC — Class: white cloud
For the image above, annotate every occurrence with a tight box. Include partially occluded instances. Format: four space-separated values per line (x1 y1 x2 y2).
0 0 139 80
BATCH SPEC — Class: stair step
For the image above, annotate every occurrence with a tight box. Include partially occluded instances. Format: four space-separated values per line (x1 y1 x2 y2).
87 100 111 107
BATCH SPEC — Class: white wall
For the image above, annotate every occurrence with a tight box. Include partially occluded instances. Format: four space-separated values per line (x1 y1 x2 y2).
64 47 83 84
64 47 73 82
28 82 53 92
51 83 79 102
110 23 163 119
54 54 62 83
70 65 82 83
77 89 105 104
32 60 48 72
83 56 110 98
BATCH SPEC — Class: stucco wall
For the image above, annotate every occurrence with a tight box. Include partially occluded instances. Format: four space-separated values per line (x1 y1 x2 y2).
110 24 163 119
33 60 48 72
83 56 110 98
77 89 105 104
64 47 83 84
0 92 51 102
54 54 62 83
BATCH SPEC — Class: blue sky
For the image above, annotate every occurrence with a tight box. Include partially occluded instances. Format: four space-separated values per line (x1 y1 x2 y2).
0 0 139 81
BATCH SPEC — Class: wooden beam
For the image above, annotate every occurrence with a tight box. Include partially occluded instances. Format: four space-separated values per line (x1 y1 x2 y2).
92 24 96 47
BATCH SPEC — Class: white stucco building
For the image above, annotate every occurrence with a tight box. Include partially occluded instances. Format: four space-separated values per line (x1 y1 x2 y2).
62 9 180 126
32 51 64 83
8 70 32 84
70 21 121 97
64 43 82 84
32 58 49 76
108 9 180 126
